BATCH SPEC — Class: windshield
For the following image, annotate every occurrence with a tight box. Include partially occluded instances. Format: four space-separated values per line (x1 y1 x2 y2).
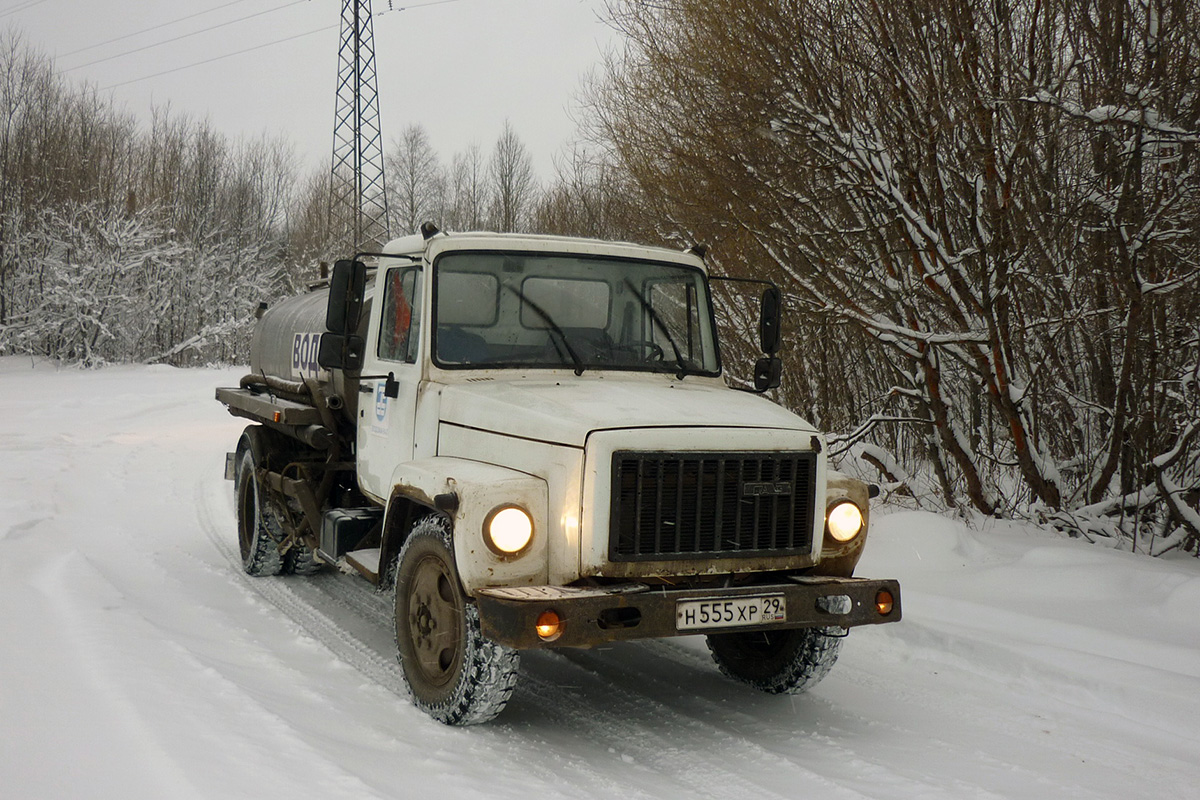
433 251 720 376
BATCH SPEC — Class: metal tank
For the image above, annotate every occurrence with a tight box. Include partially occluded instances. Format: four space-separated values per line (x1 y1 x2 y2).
246 282 374 425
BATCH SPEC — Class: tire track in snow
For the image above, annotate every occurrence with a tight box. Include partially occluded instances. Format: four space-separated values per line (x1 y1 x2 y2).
49 549 396 800
222 547 816 798
555 638 1027 800
194 478 833 799
193 478 645 800
194 479 411 697
195 471 1185 800
514 654 870 800
194 473 1131 800
822 617 1200 795
624 614 1191 800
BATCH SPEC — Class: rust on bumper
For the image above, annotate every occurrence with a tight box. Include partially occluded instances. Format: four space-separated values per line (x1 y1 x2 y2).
475 575 901 650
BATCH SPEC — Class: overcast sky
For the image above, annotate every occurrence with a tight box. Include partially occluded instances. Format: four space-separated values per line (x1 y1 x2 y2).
4 0 620 179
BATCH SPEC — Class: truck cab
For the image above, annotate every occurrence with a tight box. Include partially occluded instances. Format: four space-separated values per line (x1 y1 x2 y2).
217 230 900 725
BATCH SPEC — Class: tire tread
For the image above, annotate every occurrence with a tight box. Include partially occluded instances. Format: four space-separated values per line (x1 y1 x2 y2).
706 626 844 695
393 516 520 725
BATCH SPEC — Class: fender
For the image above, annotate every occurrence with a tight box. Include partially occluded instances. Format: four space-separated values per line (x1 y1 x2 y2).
383 456 549 594
817 470 873 578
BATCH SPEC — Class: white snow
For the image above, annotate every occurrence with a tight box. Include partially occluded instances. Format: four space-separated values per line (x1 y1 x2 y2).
2 359 1198 799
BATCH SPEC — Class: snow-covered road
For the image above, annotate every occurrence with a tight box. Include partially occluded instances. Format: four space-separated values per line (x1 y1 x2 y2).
2 361 1198 799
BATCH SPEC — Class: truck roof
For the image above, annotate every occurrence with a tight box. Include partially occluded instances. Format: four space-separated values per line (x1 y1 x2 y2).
381 231 708 273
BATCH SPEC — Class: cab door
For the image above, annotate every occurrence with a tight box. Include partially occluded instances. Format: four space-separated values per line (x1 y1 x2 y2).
356 264 422 503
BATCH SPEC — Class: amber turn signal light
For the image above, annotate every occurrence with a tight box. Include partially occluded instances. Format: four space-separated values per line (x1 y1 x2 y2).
875 589 894 616
536 609 562 641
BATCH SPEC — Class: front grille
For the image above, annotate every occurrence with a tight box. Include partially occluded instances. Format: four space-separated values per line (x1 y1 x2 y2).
609 451 817 561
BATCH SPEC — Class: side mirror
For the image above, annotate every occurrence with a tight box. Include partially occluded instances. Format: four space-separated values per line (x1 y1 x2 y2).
760 286 782 355
753 357 782 392
317 332 365 371
326 259 367 335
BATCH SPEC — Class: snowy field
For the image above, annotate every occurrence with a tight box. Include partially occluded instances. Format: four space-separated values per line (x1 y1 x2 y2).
2 359 1198 800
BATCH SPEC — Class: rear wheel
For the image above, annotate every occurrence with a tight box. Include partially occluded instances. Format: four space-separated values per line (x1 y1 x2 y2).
284 542 324 575
393 516 520 725
706 626 844 694
235 427 284 577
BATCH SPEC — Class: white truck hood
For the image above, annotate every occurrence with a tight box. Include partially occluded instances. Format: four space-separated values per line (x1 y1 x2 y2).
438 376 818 447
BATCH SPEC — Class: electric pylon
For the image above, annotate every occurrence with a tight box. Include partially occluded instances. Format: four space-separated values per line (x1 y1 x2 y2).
329 0 390 253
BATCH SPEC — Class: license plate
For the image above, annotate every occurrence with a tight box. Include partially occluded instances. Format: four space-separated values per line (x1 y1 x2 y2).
676 594 787 631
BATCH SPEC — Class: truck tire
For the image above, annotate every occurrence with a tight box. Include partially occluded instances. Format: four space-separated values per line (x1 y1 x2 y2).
281 492 324 576
235 428 284 577
284 543 324 576
392 515 520 725
706 626 844 694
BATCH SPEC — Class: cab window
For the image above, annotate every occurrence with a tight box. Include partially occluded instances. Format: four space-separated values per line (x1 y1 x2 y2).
378 266 421 363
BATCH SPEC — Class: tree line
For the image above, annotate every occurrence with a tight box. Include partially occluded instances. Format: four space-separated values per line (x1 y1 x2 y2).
0 30 566 367
582 0 1200 555
0 31 300 365
2 0 1197 555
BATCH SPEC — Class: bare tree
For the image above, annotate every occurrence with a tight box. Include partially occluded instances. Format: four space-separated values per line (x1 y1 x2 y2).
446 143 489 231
489 120 537 232
0 34 301 367
592 0 1200 552
386 123 445 235
533 143 643 240
285 167 336 268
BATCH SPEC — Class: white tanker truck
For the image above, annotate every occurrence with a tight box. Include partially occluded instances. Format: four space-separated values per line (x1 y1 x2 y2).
216 227 901 725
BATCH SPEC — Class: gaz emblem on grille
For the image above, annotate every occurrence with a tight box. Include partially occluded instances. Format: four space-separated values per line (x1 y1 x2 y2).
741 481 793 497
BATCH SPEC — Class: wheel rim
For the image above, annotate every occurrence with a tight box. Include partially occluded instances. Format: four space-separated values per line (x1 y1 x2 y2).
406 552 464 688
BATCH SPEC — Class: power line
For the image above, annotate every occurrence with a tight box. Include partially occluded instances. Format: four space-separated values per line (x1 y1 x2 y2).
93 0 469 92
63 0 310 72
0 0 51 20
375 0 466 17
99 23 336 90
59 0 259 58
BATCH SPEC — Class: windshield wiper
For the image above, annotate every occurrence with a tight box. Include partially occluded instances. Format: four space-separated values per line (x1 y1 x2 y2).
624 280 688 380
505 285 585 376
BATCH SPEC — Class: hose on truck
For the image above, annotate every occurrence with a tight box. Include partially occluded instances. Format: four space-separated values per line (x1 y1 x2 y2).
239 373 311 405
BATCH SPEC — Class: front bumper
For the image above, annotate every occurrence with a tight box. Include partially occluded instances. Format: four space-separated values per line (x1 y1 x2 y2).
475 575 901 650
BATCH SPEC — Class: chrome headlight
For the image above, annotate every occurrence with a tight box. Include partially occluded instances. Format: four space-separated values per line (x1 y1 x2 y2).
826 500 864 543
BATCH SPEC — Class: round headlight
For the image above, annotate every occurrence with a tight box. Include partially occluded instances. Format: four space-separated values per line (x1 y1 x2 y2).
827 501 864 542
485 506 533 554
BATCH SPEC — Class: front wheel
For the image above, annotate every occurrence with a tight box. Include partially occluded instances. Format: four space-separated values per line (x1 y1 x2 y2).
393 516 520 725
706 626 844 694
